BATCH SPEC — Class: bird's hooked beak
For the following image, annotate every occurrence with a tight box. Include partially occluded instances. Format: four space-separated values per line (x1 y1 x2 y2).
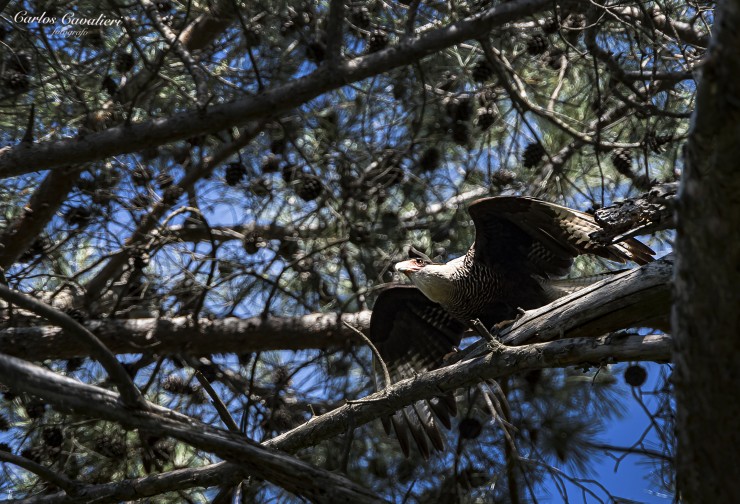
395 259 424 278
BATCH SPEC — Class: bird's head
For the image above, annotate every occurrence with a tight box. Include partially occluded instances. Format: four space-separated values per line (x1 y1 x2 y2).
395 257 456 305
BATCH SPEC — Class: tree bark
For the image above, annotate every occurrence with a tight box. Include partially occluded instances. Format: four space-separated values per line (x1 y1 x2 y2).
673 0 740 501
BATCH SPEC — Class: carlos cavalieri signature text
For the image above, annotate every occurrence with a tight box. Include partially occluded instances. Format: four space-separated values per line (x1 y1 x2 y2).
13 10 123 27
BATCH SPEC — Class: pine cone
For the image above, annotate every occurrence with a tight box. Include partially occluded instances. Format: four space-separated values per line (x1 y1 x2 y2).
526 33 548 55
162 375 191 395
490 169 516 188
611 148 633 175
522 142 546 168
115 52 135 73
2 70 30 92
446 96 473 122
472 59 494 82
476 107 497 131
418 147 441 172
95 435 126 458
542 17 559 34
367 30 389 53
624 364 647 387
295 174 323 201
224 162 246 186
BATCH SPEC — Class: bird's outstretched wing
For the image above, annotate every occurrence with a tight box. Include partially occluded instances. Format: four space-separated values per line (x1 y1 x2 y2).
369 285 466 458
468 196 655 277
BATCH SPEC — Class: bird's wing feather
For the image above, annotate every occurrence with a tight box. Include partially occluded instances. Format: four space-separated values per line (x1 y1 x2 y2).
468 196 654 277
370 286 466 458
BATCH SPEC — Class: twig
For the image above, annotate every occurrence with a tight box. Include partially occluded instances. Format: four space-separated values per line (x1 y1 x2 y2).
195 369 241 434
343 321 391 388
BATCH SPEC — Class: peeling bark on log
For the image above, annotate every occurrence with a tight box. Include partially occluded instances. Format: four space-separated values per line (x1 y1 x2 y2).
591 182 677 245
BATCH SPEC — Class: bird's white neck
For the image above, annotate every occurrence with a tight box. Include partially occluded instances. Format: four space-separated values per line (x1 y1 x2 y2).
408 257 465 305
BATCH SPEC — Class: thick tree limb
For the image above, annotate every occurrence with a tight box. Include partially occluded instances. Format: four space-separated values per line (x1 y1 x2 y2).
271 333 671 452
501 256 672 344
0 311 369 361
0 166 82 269
0 354 384 504
0 0 551 178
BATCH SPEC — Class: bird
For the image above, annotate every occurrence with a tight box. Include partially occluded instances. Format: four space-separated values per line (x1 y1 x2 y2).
368 196 654 458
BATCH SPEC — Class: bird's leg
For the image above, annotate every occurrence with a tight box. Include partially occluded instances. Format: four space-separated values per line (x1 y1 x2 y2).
470 318 507 352
488 306 528 333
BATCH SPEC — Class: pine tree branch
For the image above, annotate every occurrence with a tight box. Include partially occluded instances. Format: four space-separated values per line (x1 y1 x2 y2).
0 450 81 496
0 354 385 504
81 121 263 305
0 166 82 269
591 182 678 245
7 463 244 504
0 0 552 178
4 257 672 502
0 310 370 361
